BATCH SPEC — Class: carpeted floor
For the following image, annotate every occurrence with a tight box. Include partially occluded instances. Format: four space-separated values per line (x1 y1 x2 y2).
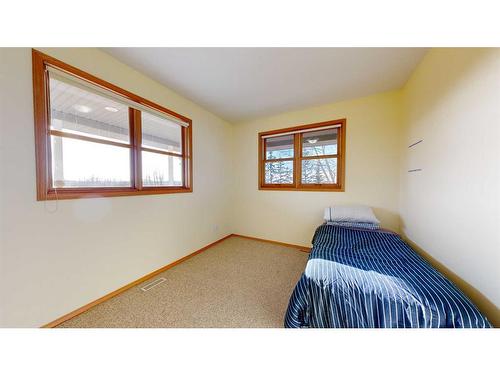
58 236 309 328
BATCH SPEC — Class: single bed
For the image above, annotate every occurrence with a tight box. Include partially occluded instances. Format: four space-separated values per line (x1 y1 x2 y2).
285 223 491 328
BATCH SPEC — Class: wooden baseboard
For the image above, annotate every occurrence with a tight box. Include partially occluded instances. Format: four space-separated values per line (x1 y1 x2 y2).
403 235 500 328
42 233 309 328
42 231 496 328
231 234 311 253
42 234 232 328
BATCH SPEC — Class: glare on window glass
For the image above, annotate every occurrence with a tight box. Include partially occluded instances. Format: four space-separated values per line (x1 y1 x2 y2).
142 151 183 187
302 128 337 157
265 135 294 159
49 76 130 144
50 136 131 188
141 112 182 154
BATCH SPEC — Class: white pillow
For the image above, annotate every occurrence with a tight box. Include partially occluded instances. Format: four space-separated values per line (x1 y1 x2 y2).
324 205 380 224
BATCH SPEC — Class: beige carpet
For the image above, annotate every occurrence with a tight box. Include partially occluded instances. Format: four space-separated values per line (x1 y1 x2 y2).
58 236 309 328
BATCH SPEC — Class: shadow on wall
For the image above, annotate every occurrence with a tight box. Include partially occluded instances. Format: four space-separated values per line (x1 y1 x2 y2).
372 207 401 233
403 236 500 328
400 48 500 327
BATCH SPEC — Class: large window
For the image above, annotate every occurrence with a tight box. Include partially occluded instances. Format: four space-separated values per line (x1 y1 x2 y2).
258 119 345 191
32 49 192 200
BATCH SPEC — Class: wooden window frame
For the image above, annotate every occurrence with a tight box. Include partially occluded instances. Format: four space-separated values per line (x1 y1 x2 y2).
258 119 346 192
32 49 193 201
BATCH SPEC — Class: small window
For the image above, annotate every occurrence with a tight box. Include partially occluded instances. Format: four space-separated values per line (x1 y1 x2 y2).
32 49 193 200
258 119 345 191
264 134 294 185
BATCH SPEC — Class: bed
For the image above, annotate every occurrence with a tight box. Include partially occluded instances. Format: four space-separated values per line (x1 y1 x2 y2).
285 223 491 328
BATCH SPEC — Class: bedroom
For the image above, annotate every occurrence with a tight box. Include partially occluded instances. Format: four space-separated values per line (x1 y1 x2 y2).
0 1 498 374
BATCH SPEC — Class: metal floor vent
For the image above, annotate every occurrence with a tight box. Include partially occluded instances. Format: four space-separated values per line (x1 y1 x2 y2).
140 277 167 291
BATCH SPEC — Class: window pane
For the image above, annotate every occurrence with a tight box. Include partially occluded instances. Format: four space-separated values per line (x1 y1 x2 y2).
50 136 131 188
301 158 337 184
265 135 294 160
142 111 182 154
264 161 293 184
302 128 337 157
49 76 130 144
142 151 183 187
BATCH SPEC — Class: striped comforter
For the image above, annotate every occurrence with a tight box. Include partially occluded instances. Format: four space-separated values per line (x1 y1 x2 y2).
285 224 491 328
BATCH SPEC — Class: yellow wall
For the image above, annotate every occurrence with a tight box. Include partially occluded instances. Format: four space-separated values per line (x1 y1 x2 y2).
231 48 499 323
400 48 500 309
232 90 403 246
0 47 497 327
0 48 234 327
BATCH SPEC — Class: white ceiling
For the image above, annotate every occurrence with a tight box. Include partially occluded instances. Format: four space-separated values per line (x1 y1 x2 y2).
103 48 427 123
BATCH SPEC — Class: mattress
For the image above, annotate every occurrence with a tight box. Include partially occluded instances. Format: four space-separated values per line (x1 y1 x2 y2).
285 224 491 328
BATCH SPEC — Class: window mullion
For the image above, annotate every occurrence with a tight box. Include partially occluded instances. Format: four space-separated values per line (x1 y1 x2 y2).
130 108 143 190
260 136 265 187
294 133 301 188
181 125 187 188
261 136 265 187
49 130 131 149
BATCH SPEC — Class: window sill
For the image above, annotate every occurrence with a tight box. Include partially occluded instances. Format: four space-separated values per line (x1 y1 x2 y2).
38 187 193 201
259 185 344 192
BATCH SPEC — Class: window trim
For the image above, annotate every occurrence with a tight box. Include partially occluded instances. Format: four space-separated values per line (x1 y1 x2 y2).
258 119 346 191
32 49 193 200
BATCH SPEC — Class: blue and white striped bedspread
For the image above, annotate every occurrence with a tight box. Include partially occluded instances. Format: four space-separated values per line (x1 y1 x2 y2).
285 224 491 328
